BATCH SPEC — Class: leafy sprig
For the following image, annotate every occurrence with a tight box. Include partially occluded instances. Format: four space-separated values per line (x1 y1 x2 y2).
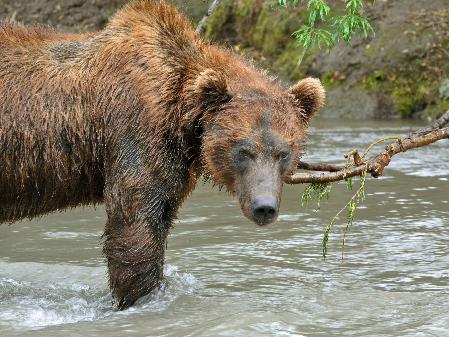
319 166 367 259
301 182 332 209
278 0 374 60
300 136 400 258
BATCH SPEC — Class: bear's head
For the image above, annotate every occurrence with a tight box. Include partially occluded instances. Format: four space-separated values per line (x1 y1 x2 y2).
185 69 325 226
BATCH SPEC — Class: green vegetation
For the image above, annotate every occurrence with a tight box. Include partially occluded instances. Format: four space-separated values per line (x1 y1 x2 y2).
300 169 367 258
204 1 449 120
301 182 332 209
278 0 373 61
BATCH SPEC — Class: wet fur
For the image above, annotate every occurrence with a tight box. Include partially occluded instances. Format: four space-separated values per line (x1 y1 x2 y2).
0 0 323 309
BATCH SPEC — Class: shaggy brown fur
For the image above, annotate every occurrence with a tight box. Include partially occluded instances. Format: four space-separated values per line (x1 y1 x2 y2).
0 0 324 309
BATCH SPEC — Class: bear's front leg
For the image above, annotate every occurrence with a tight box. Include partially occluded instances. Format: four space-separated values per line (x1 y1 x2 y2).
103 219 166 310
103 179 172 310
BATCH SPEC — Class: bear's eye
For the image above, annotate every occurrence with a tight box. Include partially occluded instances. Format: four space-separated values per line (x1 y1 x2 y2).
237 148 255 161
277 151 291 162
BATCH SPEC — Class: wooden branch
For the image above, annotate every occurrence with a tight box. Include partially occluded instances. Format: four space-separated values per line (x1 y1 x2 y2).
297 162 343 172
367 126 449 177
196 0 223 34
285 166 367 184
414 111 449 134
285 110 449 184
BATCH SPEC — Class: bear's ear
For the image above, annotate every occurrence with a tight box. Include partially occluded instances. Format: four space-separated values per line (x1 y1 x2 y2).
288 77 325 123
192 69 231 113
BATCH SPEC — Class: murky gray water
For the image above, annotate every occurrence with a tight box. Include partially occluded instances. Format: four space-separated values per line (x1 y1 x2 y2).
1 119 448 337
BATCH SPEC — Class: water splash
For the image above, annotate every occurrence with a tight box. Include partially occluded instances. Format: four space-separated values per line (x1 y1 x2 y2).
0 262 197 331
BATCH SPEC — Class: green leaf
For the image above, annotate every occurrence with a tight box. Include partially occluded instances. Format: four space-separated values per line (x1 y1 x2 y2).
280 0 373 68
308 9 317 26
301 182 332 209
345 177 353 190
278 0 287 6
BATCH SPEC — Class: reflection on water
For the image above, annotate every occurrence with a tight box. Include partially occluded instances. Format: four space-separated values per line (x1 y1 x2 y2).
0 119 448 337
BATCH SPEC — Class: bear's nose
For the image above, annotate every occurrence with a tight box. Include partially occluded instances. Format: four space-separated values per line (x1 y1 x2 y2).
252 197 278 225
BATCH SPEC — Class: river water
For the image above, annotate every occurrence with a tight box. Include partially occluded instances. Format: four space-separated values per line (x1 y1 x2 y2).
0 119 448 337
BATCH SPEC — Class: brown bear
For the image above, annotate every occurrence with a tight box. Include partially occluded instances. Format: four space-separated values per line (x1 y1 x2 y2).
0 0 325 309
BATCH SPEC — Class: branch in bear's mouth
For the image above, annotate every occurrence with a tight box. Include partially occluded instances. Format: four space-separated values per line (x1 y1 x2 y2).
285 110 449 184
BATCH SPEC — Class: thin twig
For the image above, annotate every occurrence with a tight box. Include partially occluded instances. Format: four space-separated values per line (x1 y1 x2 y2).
341 166 367 260
8 10 17 23
321 165 367 259
415 110 449 134
286 110 449 184
196 0 223 34
360 137 401 160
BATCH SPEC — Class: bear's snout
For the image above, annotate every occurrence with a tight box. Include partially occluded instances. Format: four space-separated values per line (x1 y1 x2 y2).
251 197 278 225
233 157 283 226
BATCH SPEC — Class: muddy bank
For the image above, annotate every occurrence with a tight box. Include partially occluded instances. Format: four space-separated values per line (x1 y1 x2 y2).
0 0 208 31
0 0 125 32
1 0 448 120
